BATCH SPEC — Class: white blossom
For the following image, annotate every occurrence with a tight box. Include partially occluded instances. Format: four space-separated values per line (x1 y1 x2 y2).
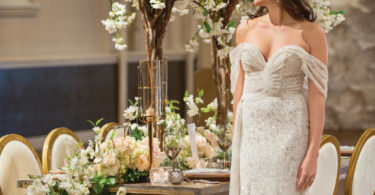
207 98 217 110
240 15 249 23
117 187 127 195
123 105 138 121
101 19 117 34
150 0 165 9
112 2 126 16
309 0 345 33
93 126 101 134
217 46 232 59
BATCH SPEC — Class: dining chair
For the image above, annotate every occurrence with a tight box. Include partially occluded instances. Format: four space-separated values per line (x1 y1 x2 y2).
42 127 80 174
345 128 375 195
305 134 340 195
99 122 122 142
0 134 42 195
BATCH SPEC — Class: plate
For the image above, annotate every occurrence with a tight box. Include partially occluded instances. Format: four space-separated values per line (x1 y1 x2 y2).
184 169 230 181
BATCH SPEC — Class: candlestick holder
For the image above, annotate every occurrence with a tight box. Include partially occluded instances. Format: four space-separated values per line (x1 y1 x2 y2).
138 59 167 170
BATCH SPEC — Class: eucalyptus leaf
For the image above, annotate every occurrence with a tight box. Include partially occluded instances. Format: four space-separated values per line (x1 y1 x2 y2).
198 89 204 97
95 118 104 126
201 107 210 113
87 120 95 127
204 21 211 33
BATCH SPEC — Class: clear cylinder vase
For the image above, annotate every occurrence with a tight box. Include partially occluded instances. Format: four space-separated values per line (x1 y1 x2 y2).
137 59 168 169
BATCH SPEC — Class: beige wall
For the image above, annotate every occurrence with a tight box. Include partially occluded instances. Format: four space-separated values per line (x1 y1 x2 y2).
324 0 375 130
0 0 112 58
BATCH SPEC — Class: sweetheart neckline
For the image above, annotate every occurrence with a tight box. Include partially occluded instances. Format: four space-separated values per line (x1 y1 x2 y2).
235 42 326 66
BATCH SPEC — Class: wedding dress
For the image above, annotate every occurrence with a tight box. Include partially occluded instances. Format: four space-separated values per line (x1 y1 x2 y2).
229 42 328 195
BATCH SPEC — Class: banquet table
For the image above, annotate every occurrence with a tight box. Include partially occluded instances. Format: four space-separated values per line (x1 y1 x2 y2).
17 156 352 194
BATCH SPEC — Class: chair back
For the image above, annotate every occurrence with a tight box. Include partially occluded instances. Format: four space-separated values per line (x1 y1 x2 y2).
99 122 122 142
0 134 42 195
305 134 340 195
42 127 80 174
345 128 375 195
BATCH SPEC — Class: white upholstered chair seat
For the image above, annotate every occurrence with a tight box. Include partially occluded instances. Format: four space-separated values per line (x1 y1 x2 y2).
0 134 42 195
346 128 375 195
42 127 80 174
305 135 340 195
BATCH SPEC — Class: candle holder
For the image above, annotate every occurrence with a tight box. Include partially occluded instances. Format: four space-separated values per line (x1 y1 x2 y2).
138 59 168 170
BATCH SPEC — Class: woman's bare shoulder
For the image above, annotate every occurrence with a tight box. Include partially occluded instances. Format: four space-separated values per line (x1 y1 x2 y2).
235 18 258 44
301 21 326 46
301 21 328 63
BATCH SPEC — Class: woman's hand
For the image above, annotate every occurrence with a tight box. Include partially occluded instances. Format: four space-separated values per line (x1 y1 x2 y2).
296 154 318 192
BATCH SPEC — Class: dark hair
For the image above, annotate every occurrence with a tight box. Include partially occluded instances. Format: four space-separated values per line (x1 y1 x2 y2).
249 0 316 22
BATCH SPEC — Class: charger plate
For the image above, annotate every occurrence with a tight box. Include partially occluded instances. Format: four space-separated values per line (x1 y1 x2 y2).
183 168 230 181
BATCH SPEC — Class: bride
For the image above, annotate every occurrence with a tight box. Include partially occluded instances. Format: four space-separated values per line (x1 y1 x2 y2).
229 0 328 194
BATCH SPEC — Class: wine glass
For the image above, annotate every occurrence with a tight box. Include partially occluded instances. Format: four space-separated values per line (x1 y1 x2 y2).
163 131 182 171
217 125 232 169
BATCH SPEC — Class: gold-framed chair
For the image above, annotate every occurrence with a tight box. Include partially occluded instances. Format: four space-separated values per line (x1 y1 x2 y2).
99 122 122 142
0 134 42 195
345 128 375 195
305 134 341 195
42 127 80 174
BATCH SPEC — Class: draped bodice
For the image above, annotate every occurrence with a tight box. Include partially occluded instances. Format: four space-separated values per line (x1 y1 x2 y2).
230 43 328 99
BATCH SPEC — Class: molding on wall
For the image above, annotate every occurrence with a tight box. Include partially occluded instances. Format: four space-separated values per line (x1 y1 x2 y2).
0 53 118 69
126 50 187 63
0 50 187 70
0 4 41 17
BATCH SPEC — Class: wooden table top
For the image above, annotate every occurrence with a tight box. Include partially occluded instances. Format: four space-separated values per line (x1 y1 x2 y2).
108 182 230 195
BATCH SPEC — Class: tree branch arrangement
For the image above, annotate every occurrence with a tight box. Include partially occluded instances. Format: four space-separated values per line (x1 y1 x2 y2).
101 0 345 138
186 0 254 133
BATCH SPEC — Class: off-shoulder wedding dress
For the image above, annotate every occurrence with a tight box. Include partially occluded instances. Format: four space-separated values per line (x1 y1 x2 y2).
229 42 328 195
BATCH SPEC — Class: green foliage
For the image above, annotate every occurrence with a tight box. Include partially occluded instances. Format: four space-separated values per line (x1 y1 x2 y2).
128 98 139 106
200 107 210 113
28 174 42 179
167 99 180 111
227 21 236 30
131 126 143 141
203 8 208 16
204 21 211 33
331 10 346 15
87 118 104 128
90 174 117 195
184 90 189 98
121 169 149 183
198 89 204 97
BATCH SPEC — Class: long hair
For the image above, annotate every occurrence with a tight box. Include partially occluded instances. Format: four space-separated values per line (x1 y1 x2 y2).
249 0 316 22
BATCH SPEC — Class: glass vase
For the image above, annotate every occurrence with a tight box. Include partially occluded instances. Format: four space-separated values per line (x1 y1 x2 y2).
137 59 168 169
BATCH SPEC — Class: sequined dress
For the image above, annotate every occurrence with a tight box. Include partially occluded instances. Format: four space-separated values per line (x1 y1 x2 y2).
229 43 328 195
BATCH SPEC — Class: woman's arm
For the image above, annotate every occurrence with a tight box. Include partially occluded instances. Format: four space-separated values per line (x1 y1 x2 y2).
306 24 328 162
232 22 247 135
296 23 328 191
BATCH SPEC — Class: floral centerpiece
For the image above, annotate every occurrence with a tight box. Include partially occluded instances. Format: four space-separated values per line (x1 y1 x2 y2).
27 116 165 195
177 89 233 170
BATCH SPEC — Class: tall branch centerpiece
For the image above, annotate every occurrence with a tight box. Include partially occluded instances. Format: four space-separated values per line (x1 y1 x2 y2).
101 0 189 168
